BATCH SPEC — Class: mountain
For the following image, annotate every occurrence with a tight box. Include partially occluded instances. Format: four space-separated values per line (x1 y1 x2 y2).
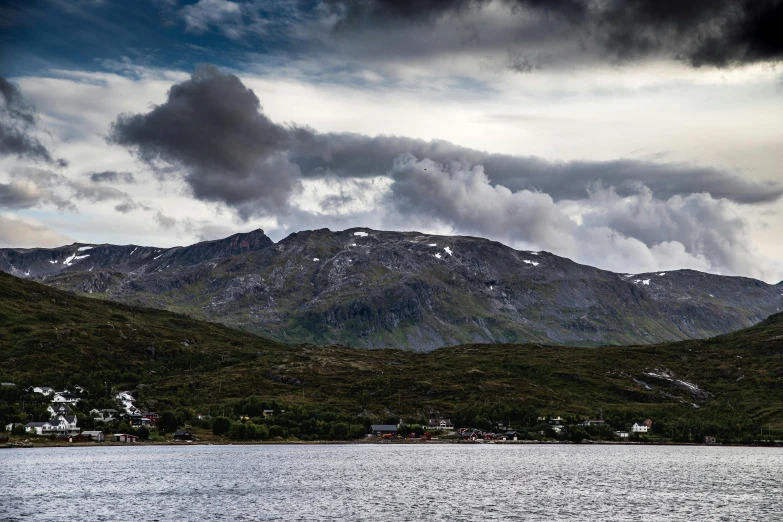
2 228 781 351
2 271 783 437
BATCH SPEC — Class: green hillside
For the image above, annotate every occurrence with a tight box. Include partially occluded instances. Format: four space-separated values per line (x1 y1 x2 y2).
2 271 782 441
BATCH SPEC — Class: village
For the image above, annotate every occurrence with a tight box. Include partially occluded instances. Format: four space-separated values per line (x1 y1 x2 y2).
1 380 698 446
369 416 663 443
2 383 194 445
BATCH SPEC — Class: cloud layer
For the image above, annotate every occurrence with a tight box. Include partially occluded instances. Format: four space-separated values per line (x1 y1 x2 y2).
325 0 783 69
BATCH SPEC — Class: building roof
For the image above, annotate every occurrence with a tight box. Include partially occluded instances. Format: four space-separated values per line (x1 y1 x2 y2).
25 422 49 427
371 424 398 431
174 430 192 436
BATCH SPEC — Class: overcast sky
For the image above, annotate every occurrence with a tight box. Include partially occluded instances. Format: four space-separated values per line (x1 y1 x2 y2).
1 0 782 281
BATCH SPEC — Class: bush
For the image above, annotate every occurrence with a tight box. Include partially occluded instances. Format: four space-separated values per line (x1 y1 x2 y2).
213 416 231 436
247 423 269 440
228 421 268 440
227 421 247 440
137 426 150 440
329 422 349 440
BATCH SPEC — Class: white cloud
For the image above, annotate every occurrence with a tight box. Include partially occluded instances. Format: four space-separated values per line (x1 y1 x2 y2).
182 0 243 36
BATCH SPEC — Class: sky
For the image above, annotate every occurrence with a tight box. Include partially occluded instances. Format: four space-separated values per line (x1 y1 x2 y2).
1 0 782 282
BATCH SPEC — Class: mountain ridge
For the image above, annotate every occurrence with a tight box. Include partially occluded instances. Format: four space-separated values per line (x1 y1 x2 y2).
1 227 781 350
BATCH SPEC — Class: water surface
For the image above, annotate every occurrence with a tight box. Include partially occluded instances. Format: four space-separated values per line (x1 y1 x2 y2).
2 444 781 520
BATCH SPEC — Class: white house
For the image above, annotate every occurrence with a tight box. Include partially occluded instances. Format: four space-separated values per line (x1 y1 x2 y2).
426 418 454 431
5 422 23 432
30 386 54 396
48 404 73 417
632 422 649 433
52 392 80 404
25 415 79 435
25 422 50 435
46 415 80 435
615 431 630 438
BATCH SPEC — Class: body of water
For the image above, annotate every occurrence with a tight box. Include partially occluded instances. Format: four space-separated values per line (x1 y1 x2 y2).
2 443 781 520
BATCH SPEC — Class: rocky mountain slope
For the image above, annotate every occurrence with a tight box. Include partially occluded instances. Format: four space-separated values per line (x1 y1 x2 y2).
2 228 781 350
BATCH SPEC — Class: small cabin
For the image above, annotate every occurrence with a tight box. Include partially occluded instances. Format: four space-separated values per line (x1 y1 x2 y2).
174 430 193 441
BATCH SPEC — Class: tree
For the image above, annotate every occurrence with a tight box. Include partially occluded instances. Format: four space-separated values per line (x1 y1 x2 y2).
213 416 231 436
159 411 177 433
472 416 492 431
137 426 150 440
227 421 247 440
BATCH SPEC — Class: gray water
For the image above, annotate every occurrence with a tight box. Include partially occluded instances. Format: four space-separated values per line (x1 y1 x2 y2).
2 444 781 521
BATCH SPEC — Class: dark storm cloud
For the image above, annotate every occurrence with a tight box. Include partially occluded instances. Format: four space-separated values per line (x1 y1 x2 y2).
108 64 301 219
325 0 783 68
289 132 783 205
0 77 66 165
109 66 783 222
89 170 136 184
327 0 586 24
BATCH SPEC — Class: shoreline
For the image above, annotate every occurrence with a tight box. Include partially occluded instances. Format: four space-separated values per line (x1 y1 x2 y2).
5 438 781 449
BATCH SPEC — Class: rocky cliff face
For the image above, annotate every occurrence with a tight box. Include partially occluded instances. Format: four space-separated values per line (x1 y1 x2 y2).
2 228 781 350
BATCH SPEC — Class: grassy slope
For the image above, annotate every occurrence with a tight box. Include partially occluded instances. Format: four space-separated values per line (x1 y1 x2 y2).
2 271 783 431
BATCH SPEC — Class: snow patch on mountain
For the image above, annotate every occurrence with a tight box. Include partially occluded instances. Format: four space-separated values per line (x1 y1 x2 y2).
63 254 90 266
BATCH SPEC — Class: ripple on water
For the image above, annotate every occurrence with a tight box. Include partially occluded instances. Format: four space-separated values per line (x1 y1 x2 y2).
2 444 782 521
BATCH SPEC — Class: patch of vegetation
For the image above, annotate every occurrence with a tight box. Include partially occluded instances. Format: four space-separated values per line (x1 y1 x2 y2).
2 271 783 442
